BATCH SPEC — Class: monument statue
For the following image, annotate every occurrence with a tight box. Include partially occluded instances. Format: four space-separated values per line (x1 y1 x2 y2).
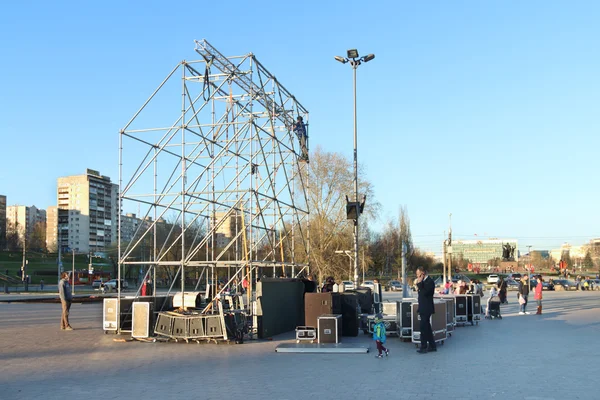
502 242 515 261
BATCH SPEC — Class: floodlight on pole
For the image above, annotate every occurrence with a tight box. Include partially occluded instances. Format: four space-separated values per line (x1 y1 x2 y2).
347 49 359 58
363 54 375 63
334 56 348 64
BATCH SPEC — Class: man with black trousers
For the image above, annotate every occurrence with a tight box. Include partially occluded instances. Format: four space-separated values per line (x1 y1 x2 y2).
416 266 436 353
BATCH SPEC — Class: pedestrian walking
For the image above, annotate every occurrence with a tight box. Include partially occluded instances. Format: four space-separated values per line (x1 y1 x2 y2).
58 272 73 330
518 275 530 315
416 266 436 353
372 313 389 358
534 275 543 314
40 279 44 291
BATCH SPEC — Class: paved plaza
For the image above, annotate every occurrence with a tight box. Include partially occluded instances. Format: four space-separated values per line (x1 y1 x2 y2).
1 291 599 400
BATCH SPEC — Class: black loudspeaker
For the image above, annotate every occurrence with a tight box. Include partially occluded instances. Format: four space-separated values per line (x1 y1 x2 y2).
205 315 224 336
345 288 372 313
341 293 359 336
155 313 174 337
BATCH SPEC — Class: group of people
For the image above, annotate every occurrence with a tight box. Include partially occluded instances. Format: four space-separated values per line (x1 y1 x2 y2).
438 279 484 296
516 274 544 315
373 266 437 358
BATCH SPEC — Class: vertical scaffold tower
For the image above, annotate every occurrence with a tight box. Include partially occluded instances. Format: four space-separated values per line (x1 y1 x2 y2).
117 39 310 312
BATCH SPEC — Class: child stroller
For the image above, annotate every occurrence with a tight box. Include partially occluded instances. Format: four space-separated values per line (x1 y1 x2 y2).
485 295 502 319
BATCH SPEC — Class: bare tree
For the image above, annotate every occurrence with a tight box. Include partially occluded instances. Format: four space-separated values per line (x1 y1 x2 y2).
29 221 47 252
6 221 21 251
296 146 378 284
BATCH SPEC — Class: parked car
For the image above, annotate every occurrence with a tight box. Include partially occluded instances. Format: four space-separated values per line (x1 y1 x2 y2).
341 281 355 291
92 279 105 288
552 279 576 291
543 280 554 291
103 279 129 290
487 274 499 284
385 280 402 291
508 273 522 282
506 279 520 291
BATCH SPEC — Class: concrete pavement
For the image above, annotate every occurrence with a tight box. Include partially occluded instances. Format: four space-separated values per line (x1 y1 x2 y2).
1 291 599 400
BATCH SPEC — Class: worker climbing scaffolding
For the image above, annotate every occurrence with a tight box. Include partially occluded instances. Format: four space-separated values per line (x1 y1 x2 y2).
292 116 309 162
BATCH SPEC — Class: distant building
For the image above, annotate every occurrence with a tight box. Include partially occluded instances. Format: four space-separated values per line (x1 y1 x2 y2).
210 211 243 248
531 250 550 259
57 169 119 253
449 239 519 268
0 195 6 249
550 243 587 264
46 206 58 252
6 205 46 244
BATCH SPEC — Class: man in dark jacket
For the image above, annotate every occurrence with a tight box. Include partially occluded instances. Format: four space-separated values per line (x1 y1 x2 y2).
59 272 73 330
416 267 436 353
518 275 530 315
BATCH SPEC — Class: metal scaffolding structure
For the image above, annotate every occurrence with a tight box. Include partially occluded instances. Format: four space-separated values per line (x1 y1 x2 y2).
117 39 310 320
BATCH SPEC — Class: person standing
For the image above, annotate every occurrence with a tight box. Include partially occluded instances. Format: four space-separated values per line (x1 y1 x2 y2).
58 272 73 330
372 313 389 358
497 277 508 304
518 274 530 315
534 275 543 314
40 279 44 291
416 266 436 353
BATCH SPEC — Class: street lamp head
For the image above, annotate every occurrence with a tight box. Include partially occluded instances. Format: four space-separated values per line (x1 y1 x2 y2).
363 54 375 63
347 49 359 59
334 55 347 64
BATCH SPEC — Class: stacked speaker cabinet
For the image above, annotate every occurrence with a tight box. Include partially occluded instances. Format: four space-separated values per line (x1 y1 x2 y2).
345 288 372 314
304 292 341 329
340 292 359 337
154 312 175 337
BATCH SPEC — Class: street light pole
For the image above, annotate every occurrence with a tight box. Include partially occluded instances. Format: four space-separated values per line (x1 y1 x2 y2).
527 245 532 293
72 249 76 295
335 49 375 289
352 62 359 289
335 250 354 282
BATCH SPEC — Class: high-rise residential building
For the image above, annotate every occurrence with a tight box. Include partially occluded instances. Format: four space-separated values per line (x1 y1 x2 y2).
0 195 6 249
57 169 119 253
6 205 47 243
46 206 58 252
211 211 243 248
120 213 142 243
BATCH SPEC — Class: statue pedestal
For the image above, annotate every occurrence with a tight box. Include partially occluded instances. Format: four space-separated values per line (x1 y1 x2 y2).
500 261 518 274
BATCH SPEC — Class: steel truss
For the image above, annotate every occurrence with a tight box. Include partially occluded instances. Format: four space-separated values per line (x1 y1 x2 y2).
117 39 310 319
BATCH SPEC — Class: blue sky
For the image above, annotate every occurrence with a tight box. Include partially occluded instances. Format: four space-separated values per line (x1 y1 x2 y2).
1 1 598 256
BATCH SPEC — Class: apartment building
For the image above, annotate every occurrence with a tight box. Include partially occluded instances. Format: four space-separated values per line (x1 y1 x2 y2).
0 195 6 249
6 205 47 243
57 169 119 253
46 206 58 252
211 211 243 248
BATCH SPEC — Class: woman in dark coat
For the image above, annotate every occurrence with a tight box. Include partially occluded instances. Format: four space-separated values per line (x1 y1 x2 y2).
497 277 508 304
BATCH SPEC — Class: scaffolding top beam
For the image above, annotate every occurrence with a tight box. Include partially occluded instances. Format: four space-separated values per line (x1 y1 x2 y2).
194 39 308 129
